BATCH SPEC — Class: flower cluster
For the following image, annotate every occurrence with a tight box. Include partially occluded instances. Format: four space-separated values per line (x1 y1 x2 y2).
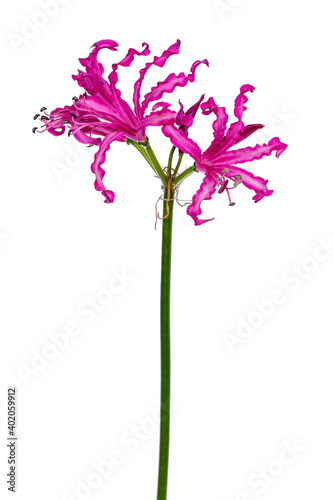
33 39 287 225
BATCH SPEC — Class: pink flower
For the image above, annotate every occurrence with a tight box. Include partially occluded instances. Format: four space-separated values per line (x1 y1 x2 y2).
162 85 288 225
33 39 208 203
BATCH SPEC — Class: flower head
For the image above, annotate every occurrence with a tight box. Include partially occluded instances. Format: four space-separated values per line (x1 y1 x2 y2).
162 85 288 225
33 39 208 203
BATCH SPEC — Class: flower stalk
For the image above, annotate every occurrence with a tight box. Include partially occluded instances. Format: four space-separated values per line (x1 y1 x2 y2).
157 189 174 500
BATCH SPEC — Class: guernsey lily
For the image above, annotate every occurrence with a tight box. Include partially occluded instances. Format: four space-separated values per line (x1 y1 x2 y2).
34 39 288 500
162 84 288 225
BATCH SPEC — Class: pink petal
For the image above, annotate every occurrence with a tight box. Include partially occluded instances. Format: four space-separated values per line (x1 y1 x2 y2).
151 101 172 111
108 70 139 128
78 40 119 72
110 42 150 71
141 59 208 112
133 40 181 118
72 127 102 145
104 42 151 130
73 40 119 105
139 109 177 129
200 97 229 152
176 94 205 134
207 85 255 160
90 131 124 203
207 137 288 165
162 125 201 160
224 166 274 202
187 174 217 225
234 124 264 144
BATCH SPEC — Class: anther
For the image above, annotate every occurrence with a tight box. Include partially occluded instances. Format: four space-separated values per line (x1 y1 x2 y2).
62 120 70 125
221 168 229 173
70 113 77 118
32 127 38 133
84 92 88 99
68 130 72 137
72 96 78 101
218 179 229 194
41 115 49 121
233 174 242 179
40 107 47 112
229 202 236 206
33 114 40 120
233 180 242 187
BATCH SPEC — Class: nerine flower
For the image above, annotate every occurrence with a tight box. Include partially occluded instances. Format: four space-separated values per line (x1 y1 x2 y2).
162 85 288 225
33 39 208 203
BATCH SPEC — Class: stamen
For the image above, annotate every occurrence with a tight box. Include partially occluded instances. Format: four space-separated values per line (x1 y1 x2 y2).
32 127 38 133
33 114 40 120
40 107 47 112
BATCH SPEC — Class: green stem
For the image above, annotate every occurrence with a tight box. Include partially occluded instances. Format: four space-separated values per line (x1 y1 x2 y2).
126 138 167 185
145 142 168 186
173 163 197 185
172 151 184 178
167 146 176 175
126 139 154 168
157 192 174 500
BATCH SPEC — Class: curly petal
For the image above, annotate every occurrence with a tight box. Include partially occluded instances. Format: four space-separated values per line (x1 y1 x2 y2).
90 131 124 203
225 166 274 202
141 59 208 113
207 137 288 166
187 174 217 226
205 85 256 161
162 124 201 160
133 40 181 118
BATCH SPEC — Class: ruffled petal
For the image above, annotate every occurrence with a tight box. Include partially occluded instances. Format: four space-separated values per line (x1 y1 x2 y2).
133 40 181 118
72 127 102 145
73 40 119 105
90 131 124 203
206 85 255 160
162 125 201 160
234 124 264 144
224 166 274 203
141 59 208 112
139 109 177 129
105 43 151 130
79 40 118 71
108 70 139 128
200 97 228 151
151 101 172 111
187 174 217 225
207 137 288 165
110 42 150 70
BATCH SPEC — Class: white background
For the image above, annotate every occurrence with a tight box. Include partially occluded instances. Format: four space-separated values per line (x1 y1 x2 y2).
1 1 332 499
